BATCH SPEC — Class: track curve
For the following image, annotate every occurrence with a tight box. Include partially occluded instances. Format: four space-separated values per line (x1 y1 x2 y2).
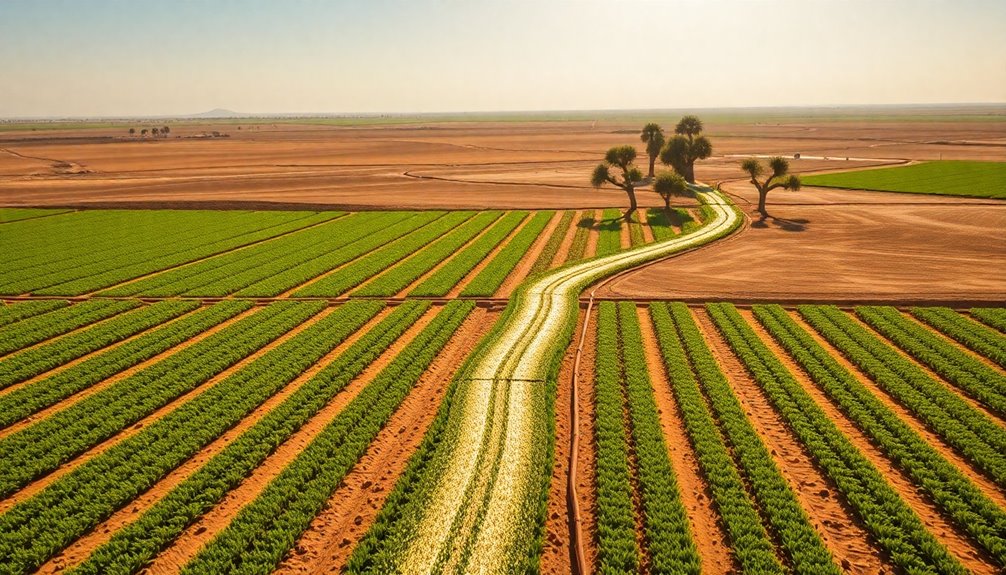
395 188 741 574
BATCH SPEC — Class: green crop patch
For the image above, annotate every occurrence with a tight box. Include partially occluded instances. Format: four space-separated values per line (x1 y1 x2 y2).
801 161 1006 199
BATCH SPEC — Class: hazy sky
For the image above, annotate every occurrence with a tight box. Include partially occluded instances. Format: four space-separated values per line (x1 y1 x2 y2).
1 0 1004 117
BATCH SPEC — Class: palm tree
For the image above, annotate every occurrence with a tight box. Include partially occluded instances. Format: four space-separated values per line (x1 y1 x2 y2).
128 128 135 136
653 171 690 212
639 123 664 178
591 145 643 221
140 128 148 137
151 127 160 137
741 156 801 217
659 115 713 184
161 126 170 137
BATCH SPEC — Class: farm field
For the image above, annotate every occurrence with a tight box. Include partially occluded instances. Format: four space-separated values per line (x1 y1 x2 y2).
800 160 1006 199
1 112 1003 575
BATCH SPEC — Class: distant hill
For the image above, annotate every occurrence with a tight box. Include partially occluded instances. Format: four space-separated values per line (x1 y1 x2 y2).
187 108 248 119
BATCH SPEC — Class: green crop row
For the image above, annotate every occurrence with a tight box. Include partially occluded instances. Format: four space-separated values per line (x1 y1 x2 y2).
754 304 1006 566
628 213 646 247
102 212 419 296
355 212 500 296
4 211 338 296
180 301 474 575
148 212 414 297
708 303 967 575
0 299 68 328
0 301 323 498
528 211 573 275
615 303 701 574
411 211 528 297
647 208 695 241
235 213 441 297
593 302 641 573
800 160 1006 200
594 209 623 258
2 211 295 283
1 211 303 273
661 303 839 574
34 212 340 296
564 213 593 263
648 303 784 573
296 212 474 297
800 305 1006 487
70 300 413 575
459 210 554 297
0 301 374 575
0 299 139 357
911 307 1006 369
856 306 1006 417
0 301 252 429
0 300 197 390
971 308 1006 333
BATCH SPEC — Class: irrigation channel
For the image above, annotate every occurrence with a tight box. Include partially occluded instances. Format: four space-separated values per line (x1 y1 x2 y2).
395 188 742 574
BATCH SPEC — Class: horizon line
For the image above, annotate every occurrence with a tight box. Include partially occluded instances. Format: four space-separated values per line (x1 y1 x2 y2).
2 102 1005 122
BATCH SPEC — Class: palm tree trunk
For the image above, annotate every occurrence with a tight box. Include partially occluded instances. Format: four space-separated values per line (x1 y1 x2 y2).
685 163 696 184
648 155 656 178
757 188 768 217
624 186 638 221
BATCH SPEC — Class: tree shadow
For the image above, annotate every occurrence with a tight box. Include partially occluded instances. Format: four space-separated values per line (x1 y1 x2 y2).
751 213 809 232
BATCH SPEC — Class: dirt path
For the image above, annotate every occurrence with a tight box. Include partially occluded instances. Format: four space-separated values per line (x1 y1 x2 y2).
692 308 892 574
274 307 497 575
445 212 531 298
639 209 655 244
495 210 563 298
550 210 581 268
0 305 257 440
847 311 1006 426
787 311 1006 505
619 216 631 250
636 305 735 574
0 305 326 514
541 308 593 575
584 210 601 259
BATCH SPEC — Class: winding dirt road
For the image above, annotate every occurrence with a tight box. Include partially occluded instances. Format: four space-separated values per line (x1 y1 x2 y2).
397 189 741 574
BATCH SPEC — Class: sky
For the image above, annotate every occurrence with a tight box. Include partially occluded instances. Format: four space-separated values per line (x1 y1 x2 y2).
1 0 1004 117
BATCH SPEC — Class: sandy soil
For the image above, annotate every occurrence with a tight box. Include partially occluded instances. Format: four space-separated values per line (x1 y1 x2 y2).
4 118 998 210
542 307 598 574
598 185 1006 304
636 305 735 574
